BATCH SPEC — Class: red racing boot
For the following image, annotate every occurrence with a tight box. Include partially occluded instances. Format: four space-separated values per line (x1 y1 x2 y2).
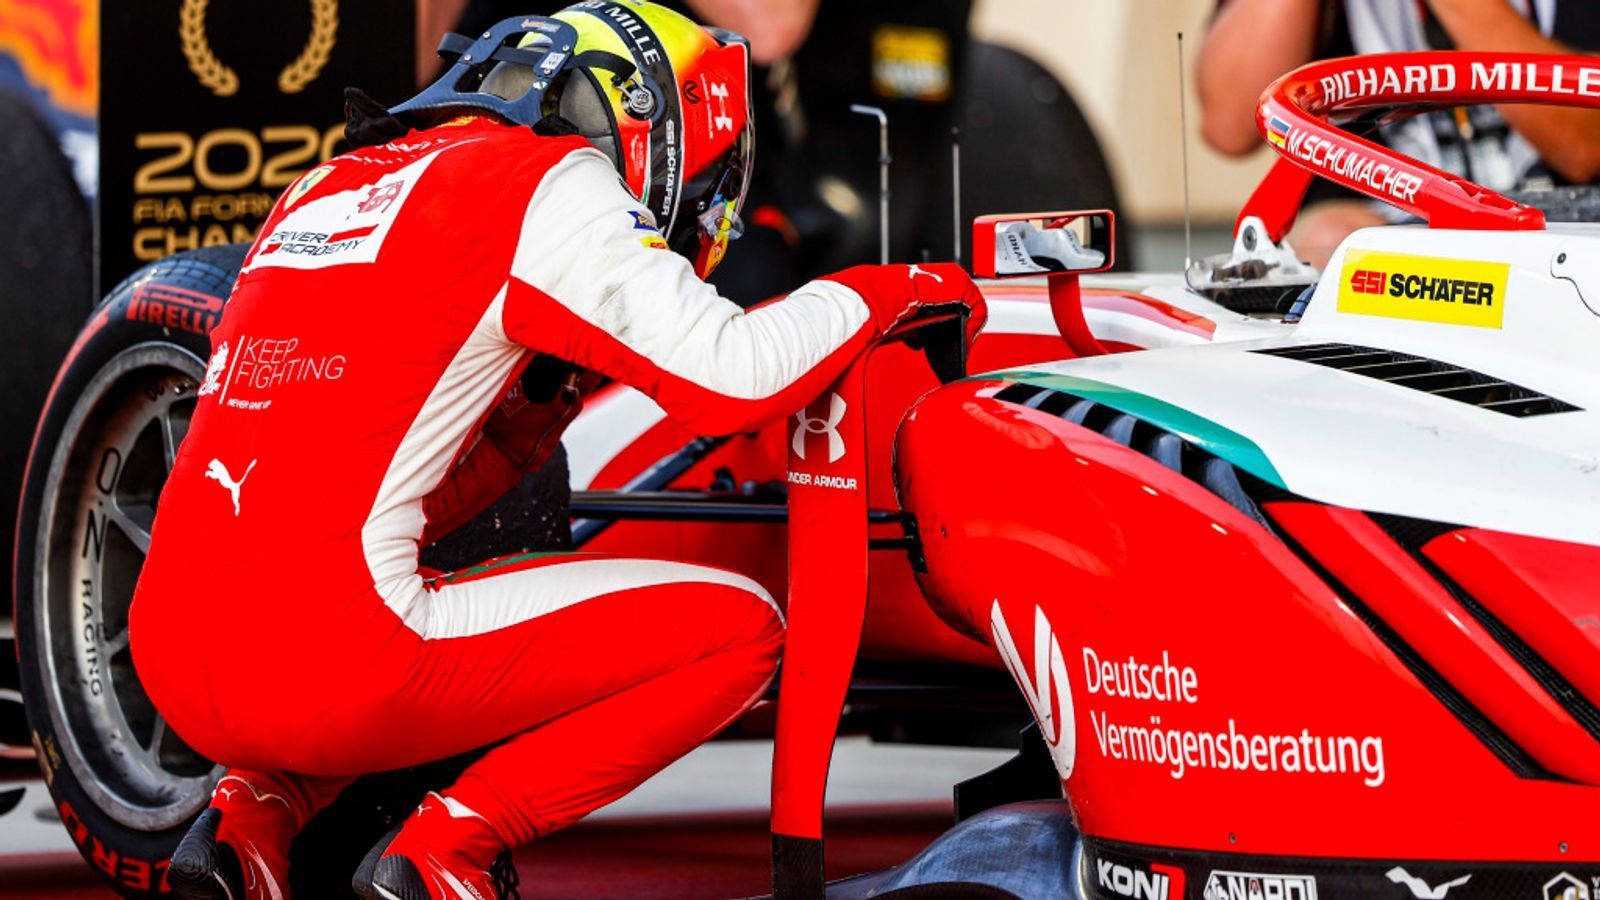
353 792 519 900
169 774 299 900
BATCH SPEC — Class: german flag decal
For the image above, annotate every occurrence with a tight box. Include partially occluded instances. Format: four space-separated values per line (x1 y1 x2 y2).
1267 116 1291 148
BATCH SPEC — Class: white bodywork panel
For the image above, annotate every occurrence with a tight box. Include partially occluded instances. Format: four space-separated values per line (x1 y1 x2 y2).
1021 225 1600 547
560 225 1600 547
561 277 1278 490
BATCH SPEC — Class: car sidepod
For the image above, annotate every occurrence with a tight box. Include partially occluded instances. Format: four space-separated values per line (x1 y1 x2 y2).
893 302 1600 879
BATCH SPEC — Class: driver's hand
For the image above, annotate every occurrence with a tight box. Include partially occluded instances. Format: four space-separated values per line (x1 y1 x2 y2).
820 263 988 349
481 371 585 471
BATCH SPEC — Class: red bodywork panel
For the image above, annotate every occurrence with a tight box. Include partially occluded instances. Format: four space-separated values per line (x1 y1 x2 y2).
891 378 1600 862
772 361 871 843
579 283 1207 666
1427 529 1600 713
1267 502 1600 785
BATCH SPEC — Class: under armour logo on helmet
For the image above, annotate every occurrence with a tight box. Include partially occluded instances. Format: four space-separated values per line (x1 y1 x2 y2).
708 81 734 132
908 264 943 283
792 393 847 463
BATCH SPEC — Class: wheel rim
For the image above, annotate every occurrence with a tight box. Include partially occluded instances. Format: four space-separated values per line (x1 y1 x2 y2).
33 342 221 831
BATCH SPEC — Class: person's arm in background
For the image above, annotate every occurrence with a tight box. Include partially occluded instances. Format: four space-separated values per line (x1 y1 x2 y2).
417 0 815 81
1196 0 1324 155
416 0 471 85
682 0 820 63
1429 0 1600 183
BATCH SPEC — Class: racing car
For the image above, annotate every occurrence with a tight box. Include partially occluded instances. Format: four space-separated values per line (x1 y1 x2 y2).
1 196 1243 894
2 2 1116 894
779 50 1600 899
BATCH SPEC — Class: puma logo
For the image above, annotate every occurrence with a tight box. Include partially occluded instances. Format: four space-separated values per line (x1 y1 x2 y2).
205 458 257 516
907 264 943 283
214 775 291 811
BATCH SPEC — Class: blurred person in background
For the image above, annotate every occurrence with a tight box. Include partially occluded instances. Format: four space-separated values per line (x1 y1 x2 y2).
1197 0 1600 267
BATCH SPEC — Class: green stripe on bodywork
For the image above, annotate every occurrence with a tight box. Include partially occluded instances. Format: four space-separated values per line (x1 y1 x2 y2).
440 550 570 583
981 369 1287 489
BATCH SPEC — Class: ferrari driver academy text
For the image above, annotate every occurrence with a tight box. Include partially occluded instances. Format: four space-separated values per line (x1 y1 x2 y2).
1082 646 1387 787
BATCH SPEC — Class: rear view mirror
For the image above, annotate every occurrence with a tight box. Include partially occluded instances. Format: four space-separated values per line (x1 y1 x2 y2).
971 210 1115 278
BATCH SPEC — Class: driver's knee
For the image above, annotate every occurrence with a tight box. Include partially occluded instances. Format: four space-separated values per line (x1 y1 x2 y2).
692 571 785 662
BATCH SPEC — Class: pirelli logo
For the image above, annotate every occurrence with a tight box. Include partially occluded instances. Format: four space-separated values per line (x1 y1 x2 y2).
1338 249 1508 329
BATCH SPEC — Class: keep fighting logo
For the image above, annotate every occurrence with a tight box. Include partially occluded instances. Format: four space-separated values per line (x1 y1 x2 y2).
198 341 228 396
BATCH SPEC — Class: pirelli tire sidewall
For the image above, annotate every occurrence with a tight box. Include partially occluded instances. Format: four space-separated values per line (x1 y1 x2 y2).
13 245 246 898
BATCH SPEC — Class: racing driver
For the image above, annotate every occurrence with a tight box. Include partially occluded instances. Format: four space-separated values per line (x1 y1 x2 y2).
128 2 986 898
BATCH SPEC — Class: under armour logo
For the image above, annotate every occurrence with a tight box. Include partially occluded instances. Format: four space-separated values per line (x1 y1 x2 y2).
792 393 847 462
708 81 734 132
205 458 257 516
908 264 943 283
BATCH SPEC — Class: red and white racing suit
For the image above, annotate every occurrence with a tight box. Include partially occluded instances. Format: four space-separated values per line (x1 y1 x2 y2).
129 116 979 846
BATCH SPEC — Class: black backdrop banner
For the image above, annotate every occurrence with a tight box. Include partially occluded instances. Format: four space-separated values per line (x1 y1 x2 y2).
98 0 415 295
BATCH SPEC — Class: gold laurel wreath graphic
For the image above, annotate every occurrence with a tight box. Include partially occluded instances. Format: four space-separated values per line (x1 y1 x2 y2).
179 0 339 98
179 0 238 97
279 0 338 94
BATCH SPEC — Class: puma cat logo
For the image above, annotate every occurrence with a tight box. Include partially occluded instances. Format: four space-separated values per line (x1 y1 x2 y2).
205 458 257 516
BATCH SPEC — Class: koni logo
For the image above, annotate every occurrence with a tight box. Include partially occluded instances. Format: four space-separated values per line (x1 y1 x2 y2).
1096 858 1185 900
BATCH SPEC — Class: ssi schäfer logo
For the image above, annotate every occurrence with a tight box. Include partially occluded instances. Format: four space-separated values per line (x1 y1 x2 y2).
1348 268 1387 295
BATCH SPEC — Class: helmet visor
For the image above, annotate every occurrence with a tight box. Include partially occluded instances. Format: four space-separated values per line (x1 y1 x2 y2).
682 119 751 277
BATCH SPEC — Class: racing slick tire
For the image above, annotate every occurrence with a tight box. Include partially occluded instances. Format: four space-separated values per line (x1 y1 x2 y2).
0 86 93 642
12 244 244 897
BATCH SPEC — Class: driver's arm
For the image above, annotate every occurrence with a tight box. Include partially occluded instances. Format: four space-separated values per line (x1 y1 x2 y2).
1428 0 1600 183
502 148 870 437
418 369 588 547
1196 0 1324 156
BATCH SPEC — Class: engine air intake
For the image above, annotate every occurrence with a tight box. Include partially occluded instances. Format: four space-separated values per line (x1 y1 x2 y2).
1254 342 1581 417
